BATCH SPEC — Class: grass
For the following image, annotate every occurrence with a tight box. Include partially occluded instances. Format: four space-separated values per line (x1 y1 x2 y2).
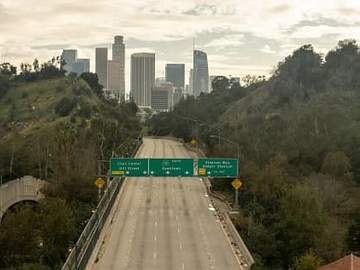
0 77 102 144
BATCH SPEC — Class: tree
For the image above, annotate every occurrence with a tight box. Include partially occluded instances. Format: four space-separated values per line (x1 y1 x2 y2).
321 151 351 179
38 198 75 267
54 97 75 117
0 62 17 76
33 59 40 72
80 72 103 96
242 74 266 87
212 76 230 91
0 73 11 98
292 250 322 270
0 204 40 268
347 211 360 254
275 184 326 268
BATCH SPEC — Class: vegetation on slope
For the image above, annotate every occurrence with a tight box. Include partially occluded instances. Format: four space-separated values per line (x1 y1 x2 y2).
0 59 141 269
147 40 360 269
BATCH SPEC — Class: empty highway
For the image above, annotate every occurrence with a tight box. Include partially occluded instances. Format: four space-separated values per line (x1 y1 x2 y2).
90 137 241 270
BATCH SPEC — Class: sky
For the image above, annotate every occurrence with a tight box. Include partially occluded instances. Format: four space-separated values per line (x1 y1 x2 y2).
1 0 360 91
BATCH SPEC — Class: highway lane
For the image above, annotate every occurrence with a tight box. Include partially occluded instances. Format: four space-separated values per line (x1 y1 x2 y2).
91 137 241 270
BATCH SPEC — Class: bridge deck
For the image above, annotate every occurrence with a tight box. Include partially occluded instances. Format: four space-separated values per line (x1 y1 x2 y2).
89 138 242 270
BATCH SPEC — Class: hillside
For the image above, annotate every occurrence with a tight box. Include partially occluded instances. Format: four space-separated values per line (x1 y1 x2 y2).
0 75 141 180
147 40 360 269
0 66 142 269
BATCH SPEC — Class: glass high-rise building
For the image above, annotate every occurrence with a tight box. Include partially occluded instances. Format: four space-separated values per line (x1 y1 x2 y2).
61 50 89 75
72 58 90 75
165 64 185 90
193 50 209 97
61 49 77 74
131 53 155 107
95 48 108 89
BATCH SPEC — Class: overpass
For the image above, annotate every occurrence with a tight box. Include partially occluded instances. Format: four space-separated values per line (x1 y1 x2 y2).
85 138 253 270
0 175 45 221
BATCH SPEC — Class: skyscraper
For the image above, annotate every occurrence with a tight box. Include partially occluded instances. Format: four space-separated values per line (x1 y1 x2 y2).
189 68 193 96
107 60 122 99
193 50 209 97
95 48 108 89
61 49 77 74
111 36 125 97
151 82 174 112
72 58 90 75
165 64 185 90
131 53 155 107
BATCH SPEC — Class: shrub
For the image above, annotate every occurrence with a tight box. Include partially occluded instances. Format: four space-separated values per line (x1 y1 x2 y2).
54 97 75 117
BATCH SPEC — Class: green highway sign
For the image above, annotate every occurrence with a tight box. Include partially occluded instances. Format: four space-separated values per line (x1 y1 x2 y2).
110 158 239 177
149 158 194 177
198 158 239 177
110 158 149 177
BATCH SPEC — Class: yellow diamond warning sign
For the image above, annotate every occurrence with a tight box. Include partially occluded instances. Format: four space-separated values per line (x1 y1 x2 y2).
231 179 242 190
95 178 106 189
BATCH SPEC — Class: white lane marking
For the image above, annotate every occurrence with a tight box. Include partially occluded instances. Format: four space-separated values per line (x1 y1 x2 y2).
177 226 181 233
154 235 157 241
155 221 158 227
153 252 157 259
182 263 185 269
179 243 183 250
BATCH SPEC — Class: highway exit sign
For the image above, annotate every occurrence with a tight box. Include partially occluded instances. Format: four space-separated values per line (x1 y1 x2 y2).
149 158 194 177
110 158 239 177
198 158 239 177
110 158 149 177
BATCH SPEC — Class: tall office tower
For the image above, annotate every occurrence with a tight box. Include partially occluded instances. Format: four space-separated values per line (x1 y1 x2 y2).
61 49 77 74
131 53 155 107
193 50 209 97
107 60 122 99
95 48 108 89
165 64 185 90
112 36 125 97
151 82 174 112
189 69 193 96
72 58 90 75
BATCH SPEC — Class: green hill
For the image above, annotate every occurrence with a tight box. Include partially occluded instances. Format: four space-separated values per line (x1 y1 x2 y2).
0 67 141 269
147 40 360 269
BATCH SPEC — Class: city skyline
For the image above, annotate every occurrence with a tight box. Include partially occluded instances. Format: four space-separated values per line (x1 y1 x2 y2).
2 1 359 93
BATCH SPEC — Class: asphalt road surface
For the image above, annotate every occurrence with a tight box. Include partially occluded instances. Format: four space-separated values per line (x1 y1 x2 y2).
91 138 241 270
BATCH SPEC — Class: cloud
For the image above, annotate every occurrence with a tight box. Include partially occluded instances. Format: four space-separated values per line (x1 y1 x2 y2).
1 0 360 91
290 25 360 40
182 3 236 16
260 45 276 54
205 34 245 49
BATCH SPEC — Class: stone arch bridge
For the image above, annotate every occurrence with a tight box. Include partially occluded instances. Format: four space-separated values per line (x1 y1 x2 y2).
0 176 46 221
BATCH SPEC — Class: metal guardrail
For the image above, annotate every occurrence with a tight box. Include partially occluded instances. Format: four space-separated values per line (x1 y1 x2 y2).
61 140 142 270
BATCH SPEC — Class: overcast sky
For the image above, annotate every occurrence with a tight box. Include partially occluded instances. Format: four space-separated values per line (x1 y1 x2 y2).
1 0 360 90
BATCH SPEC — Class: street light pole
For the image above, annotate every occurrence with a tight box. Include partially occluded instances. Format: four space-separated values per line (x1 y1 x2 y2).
209 134 240 209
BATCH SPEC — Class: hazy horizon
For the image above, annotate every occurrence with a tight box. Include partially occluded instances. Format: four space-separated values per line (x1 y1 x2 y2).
1 0 360 91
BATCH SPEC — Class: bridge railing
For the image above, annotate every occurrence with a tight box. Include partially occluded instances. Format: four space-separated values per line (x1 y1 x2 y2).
61 139 142 270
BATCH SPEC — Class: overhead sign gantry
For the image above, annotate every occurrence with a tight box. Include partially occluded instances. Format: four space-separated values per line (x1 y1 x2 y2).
110 158 239 177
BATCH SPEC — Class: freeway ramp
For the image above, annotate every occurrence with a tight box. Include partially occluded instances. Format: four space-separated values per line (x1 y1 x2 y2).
89 137 242 270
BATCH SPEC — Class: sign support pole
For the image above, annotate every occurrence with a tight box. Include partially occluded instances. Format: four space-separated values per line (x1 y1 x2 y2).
98 187 102 201
234 188 239 209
